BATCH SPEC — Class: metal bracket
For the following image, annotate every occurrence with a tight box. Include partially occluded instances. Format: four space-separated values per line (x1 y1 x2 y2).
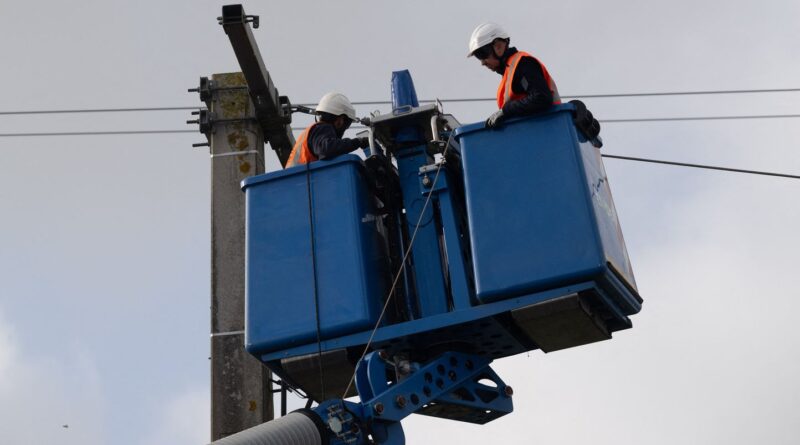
188 76 250 104
290 104 318 115
186 109 257 148
356 350 513 424
187 110 256 131
217 10 259 28
323 400 362 444
314 398 405 445
187 76 213 103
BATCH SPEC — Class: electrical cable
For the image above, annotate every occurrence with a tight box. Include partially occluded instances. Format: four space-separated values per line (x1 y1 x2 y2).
3 110 800 138
0 130 195 137
1 87 798 116
0 106 197 116
333 87 800 106
2 128 799 180
601 114 800 123
349 113 800 129
601 154 800 180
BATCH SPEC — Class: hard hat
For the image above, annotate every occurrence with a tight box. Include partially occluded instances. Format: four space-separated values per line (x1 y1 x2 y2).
467 23 509 57
316 92 357 120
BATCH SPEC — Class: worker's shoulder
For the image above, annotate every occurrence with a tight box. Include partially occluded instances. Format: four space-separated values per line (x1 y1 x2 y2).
308 121 336 138
517 52 544 69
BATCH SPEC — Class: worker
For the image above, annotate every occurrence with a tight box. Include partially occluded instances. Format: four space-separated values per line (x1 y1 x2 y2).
467 23 561 129
285 92 370 167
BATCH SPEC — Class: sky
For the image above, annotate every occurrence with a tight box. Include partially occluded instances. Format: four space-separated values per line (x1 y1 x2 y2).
1 0 799 444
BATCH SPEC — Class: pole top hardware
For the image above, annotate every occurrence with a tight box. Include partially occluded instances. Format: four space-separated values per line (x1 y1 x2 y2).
218 4 259 29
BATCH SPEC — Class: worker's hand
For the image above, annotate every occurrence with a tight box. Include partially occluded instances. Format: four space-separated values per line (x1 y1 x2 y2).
486 110 505 129
356 137 370 148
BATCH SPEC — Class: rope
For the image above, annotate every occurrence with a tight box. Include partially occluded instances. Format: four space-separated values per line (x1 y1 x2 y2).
304 161 326 401
340 135 453 399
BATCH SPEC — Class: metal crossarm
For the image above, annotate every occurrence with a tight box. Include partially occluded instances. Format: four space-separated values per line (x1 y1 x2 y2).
219 4 296 166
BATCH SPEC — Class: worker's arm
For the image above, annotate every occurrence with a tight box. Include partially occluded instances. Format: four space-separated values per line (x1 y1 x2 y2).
502 57 554 117
308 123 364 160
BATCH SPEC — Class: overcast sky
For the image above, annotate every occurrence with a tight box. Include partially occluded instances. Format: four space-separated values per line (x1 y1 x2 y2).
1 1 799 444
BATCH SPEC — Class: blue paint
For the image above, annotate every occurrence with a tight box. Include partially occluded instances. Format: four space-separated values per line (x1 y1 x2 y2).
394 147 449 317
454 104 639 303
420 168 474 310
389 71 449 317
243 86 643 441
355 351 511 424
391 70 419 109
391 70 424 145
241 155 387 355
258 281 601 362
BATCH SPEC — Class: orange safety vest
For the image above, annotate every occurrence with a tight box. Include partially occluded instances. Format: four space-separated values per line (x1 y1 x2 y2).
285 123 320 168
496 51 561 109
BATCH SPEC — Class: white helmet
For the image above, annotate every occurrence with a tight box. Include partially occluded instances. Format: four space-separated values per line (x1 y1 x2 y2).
316 92 357 120
467 22 509 57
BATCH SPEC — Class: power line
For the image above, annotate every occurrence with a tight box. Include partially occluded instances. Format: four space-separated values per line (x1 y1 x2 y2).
601 114 800 123
1 87 799 116
337 113 800 130
0 130 195 137
0 128 796 179
0 107 197 116
563 87 800 99
2 112 800 137
340 87 800 106
601 154 800 180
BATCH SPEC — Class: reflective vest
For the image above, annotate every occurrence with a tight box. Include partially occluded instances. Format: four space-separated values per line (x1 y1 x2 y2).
496 51 561 109
285 123 320 168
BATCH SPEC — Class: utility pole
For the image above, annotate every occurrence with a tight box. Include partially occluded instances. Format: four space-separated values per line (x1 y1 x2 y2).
200 72 274 441
190 4 298 441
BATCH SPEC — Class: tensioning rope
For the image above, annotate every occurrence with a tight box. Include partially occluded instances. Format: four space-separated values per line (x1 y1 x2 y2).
340 135 453 399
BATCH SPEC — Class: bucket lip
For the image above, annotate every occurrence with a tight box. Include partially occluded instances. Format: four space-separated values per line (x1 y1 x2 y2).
241 154 364 190
453 103 575 140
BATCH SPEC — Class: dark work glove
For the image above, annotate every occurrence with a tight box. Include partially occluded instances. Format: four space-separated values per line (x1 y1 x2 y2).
486 109 505 129
356 136 370 149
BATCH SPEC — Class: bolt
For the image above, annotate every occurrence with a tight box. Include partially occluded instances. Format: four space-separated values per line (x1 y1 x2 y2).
504 386 514 397
378 350 389 360
373 402 384 416
327 417 343 434
395 395 407 409
422 175 432 187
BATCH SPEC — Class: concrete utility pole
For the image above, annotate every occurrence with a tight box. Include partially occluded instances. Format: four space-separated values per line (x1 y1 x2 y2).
206 72 274 441
189 6 296 441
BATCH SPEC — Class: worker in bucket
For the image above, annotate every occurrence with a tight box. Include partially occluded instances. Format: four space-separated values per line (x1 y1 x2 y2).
285 92 370 167
467 23 561 129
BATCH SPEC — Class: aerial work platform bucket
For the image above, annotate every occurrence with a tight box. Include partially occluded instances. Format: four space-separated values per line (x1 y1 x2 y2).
242 156 388 356
456 107 637 305
242 104 641 399
454 106 640 350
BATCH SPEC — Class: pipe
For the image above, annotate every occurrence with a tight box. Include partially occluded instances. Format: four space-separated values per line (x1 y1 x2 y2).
430 115 441 143
209 410 326 445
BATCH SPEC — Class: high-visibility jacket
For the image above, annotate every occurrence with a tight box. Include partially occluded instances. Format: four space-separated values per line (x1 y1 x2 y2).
285 123 320 168
497 51 561 109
